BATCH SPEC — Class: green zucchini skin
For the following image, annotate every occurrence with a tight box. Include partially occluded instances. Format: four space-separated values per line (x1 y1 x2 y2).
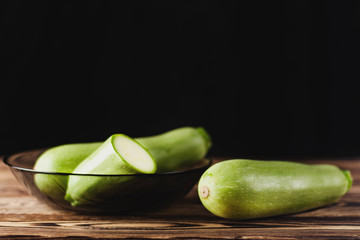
198 159 352 220
34 126 211 175
65 134 155 206
34 142 102 173
34 142 102 201
137 126 211 172
33 126 211 206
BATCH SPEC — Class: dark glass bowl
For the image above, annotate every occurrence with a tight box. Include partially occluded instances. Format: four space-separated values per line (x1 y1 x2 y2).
3 149 211 214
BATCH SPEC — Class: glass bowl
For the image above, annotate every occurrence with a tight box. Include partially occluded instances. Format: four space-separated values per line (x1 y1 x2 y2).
3 149 211 214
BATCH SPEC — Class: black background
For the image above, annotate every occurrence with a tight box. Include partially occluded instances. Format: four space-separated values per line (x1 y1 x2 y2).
1 1 360 159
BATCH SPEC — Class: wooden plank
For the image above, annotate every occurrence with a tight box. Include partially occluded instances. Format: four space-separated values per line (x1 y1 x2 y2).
0 156 359 239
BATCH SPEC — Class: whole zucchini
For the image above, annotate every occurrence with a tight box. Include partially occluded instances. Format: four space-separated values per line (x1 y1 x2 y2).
198 159 352 220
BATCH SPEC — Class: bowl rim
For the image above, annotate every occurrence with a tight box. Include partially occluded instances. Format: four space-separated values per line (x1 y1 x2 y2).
2 149 212 177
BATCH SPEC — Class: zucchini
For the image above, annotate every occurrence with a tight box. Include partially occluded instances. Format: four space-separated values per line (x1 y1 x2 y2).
137 126 211 172
198 159 352 220
65 134 156 206
34 142 102 202
33 126 211 206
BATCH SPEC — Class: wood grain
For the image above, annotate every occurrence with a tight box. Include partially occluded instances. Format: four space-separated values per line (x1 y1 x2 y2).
0 156 359 239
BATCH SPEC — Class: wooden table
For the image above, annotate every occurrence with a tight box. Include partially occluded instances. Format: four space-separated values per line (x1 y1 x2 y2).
1 156 359 239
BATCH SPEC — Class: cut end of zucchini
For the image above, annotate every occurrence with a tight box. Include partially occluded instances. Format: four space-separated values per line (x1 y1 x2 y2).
112 134 157 174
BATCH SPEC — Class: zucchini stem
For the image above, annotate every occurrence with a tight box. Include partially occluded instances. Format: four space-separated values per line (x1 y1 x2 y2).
200 186 210 198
